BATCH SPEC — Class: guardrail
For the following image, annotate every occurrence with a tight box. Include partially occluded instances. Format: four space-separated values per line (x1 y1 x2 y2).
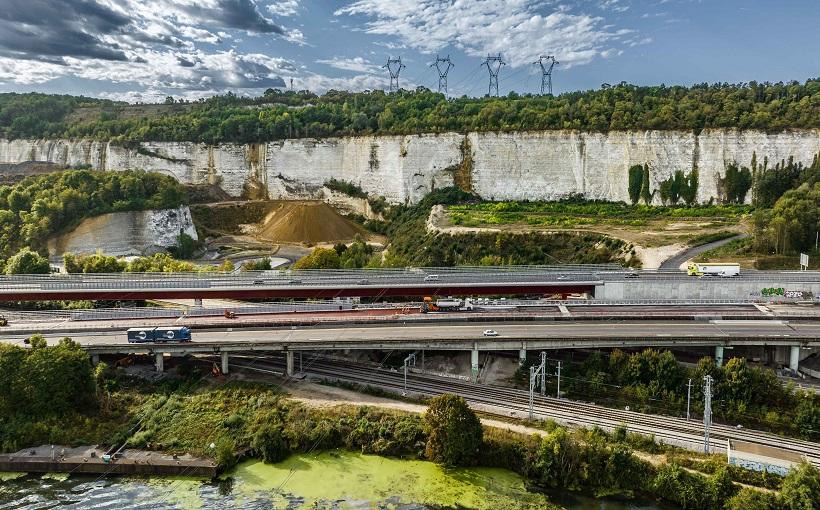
4 300 819 325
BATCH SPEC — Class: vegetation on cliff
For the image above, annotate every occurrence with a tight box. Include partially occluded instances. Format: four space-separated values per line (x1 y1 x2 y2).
0 169 186 261
62 252 233 274
1 80 817 143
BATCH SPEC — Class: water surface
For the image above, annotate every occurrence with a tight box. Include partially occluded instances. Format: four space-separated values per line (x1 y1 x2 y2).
0 451 673 509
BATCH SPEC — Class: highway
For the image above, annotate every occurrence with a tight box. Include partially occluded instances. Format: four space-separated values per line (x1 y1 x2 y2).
227 354 820 465
6 320 820 354
1 265 819 300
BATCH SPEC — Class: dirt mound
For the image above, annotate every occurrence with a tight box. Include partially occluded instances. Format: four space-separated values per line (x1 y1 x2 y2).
257 201 367 244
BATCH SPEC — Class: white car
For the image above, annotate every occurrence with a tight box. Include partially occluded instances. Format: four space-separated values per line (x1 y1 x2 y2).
483 329 499 337
424 274 440 281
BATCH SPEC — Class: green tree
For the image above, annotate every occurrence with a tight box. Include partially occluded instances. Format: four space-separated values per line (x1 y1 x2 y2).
292 247 341 270
6 247 50 274
534 427 583 489
242 258 271 271
640 164 652 204
795 397 820 439
681 169 699 205
765 182 820 253
726 488 778 510
780 461 820 510
424 394 483 466
171 232 199 259
724 163 753 204
628 164 644 205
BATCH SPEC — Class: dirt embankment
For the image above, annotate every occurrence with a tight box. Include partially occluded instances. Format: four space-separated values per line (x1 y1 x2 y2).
194 199 370 246
258 201 368 244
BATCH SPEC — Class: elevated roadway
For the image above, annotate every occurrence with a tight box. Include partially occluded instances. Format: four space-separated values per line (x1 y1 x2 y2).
6 320 819 355
1 265 820 301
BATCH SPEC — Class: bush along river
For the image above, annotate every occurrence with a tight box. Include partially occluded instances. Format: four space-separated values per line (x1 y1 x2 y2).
0 451 675 510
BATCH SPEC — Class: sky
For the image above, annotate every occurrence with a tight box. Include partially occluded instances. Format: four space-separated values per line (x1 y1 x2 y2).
0 0 817 103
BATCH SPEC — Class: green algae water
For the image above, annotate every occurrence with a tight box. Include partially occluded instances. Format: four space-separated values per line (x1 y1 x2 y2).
0 450 673 509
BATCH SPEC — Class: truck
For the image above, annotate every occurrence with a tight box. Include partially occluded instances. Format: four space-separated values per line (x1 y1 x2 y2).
420 297 474 313
127 326 192 343
687 262 740 277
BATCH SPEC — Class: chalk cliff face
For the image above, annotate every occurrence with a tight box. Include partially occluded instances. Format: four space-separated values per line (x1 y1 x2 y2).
47 206 198 257
2 129 818 204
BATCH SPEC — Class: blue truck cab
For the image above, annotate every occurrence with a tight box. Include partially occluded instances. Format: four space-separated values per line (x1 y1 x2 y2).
126 326 192 343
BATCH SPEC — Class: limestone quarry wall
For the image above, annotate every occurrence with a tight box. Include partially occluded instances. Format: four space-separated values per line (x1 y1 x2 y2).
1 129 818 204
47 206 197 257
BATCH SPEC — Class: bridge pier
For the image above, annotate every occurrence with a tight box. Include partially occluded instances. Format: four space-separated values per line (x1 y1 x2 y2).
789 346 800 372
519 349 527 366
155 353 164 373
286 351 295 376
715 346 724 367
470 347 479 383
221 352 229 375
91 354 99 365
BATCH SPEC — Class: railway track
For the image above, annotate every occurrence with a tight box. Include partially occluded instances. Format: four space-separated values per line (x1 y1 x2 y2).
224 353 820 464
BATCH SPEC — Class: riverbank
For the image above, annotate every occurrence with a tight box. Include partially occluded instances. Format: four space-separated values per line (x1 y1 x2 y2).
0 451 682 510
1 348 813 510
0 445 215 477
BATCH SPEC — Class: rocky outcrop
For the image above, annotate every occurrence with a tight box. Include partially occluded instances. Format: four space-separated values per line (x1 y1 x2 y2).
47 206 197 257
2 129 818 204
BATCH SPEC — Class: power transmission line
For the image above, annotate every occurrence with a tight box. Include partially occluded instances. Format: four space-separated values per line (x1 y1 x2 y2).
703 374 713 453
481 54 506 96
383 57 405 92
533 55 559 95
430 55 454 94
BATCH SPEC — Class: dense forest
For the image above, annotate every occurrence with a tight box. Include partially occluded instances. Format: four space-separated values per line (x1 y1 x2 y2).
0 79 817 143
0 169 186 264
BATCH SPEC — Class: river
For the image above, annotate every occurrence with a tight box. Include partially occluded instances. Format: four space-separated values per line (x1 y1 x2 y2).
0 451 676 509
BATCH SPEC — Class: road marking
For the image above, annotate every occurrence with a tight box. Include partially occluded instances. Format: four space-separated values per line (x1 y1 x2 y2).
711 320 787 326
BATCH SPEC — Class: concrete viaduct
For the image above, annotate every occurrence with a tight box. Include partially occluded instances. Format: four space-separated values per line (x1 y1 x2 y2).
8 321 818 382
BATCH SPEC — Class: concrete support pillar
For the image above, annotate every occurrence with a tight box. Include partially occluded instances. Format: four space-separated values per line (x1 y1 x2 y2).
286 351 295 376
91 354 100 365
519 349 527 366
155 353 164 373
221 352 229 375
470 348 479 383
789 346 800 372
194 298 203 307
715 346 724 367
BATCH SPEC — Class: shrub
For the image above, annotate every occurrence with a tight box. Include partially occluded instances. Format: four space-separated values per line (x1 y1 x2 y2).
252 423 289 463
423 394 483 466
5 247 50 274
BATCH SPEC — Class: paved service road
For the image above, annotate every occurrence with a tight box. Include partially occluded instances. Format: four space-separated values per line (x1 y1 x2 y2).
5 320 819 352
660 234 748 270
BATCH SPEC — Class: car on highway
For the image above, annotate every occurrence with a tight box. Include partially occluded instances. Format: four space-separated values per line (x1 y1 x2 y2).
356 279 369 285
424 274 440 281
483 329 499 337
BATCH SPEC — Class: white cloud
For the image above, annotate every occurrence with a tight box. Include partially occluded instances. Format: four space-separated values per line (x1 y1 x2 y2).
316 56 381 73
267 0 301 17
337 0 635 68
178 26 222 44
